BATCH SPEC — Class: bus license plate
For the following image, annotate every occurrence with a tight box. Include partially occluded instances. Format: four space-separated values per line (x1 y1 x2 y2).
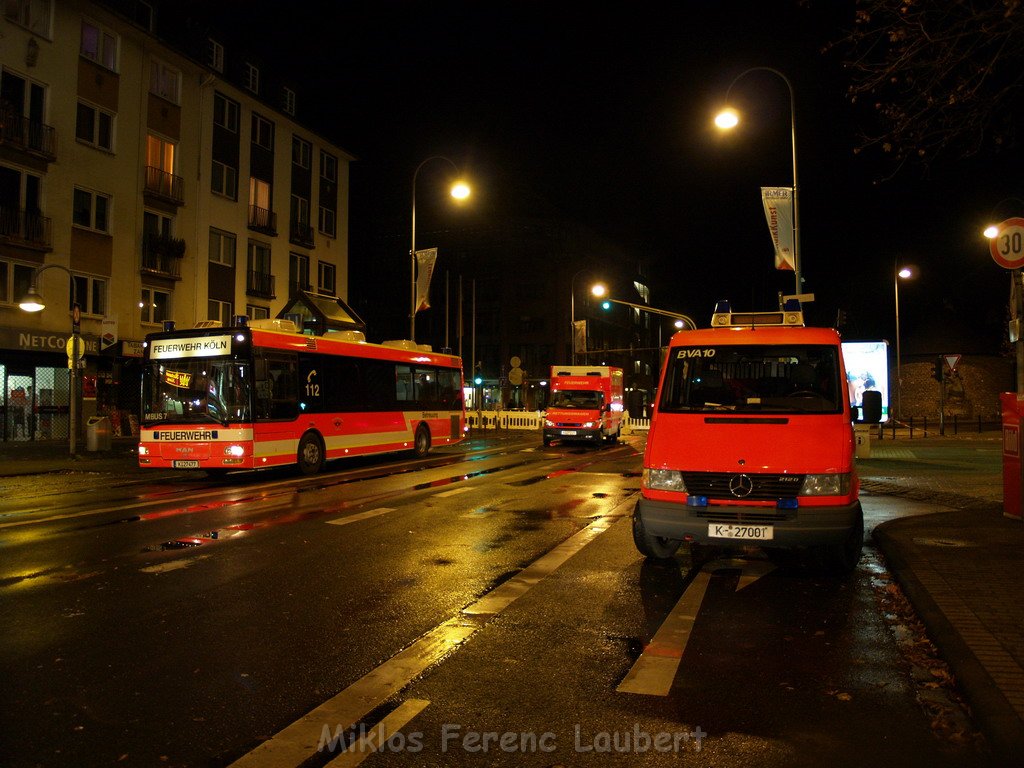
560 430 577 436
173 460 200 469
709 523 773 540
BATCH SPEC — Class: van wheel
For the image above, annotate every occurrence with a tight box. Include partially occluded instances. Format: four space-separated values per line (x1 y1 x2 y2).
819 510 864 575
412 424 431 458
543 436 552 447
297 432 324 475
632 509 681 559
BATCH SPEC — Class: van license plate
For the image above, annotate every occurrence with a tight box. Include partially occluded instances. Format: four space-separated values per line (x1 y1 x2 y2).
173 460 200 469
709 523 774 540
560 430 577 436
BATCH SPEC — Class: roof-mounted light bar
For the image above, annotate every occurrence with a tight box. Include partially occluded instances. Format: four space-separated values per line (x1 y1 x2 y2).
711 299 804 328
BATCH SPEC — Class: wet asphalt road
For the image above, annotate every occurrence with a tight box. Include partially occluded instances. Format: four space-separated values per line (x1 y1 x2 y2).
0 433 992 767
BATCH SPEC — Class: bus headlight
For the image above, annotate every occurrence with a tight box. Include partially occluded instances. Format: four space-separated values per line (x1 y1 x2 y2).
224 444 245 457
800 473 850 496
642 468 686 492
138 445 149 456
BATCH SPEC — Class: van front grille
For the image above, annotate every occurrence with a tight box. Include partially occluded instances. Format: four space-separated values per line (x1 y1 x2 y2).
681 472 805 501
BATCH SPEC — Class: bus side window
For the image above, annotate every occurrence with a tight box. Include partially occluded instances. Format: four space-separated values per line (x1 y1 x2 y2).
270 358 298 419
254 357 274 419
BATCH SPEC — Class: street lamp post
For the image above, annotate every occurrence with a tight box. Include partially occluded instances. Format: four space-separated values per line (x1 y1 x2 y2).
894 263 915 422
410 156 470 343
19 263 80 456
570 272 605 364
715 67 801 295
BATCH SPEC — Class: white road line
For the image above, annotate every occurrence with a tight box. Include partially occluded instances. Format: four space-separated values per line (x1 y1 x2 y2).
461 507 496 518
326 508 395 526
617 558 774 696
435 487 471 498
229 500 633 768
323 699 430 767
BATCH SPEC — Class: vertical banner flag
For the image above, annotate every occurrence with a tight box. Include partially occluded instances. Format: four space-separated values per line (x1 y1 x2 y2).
415 248 438 312
573 320 588 354
761 187 795 272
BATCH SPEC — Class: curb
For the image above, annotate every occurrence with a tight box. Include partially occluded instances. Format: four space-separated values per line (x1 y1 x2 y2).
874 516 1024 767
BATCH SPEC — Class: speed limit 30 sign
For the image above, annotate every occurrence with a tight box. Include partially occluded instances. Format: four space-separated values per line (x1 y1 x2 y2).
990 217 1024 269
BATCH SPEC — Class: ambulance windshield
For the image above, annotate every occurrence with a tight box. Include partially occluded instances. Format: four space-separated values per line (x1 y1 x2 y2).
658 345 842 414
550 390 604 409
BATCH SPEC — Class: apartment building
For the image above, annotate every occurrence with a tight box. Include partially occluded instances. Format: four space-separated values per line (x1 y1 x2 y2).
0 0 351 442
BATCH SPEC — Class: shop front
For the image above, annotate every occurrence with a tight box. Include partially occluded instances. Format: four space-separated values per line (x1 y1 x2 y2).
0 326 143 444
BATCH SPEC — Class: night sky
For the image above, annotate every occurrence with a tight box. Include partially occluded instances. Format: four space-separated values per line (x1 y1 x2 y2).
198 1 1017 356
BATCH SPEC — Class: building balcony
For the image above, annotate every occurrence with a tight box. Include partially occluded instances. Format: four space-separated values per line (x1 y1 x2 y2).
0 207 52 250
143 166 184 206
246 270 276 299
0 108 57 162
248 205 277 236
140 232 185 279
289 221 315 249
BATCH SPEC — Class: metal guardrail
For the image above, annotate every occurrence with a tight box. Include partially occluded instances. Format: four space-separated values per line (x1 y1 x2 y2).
467 411 651 433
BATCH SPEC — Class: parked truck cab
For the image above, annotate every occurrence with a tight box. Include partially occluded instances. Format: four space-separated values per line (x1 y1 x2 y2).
543 366 624 446
633 301 864 573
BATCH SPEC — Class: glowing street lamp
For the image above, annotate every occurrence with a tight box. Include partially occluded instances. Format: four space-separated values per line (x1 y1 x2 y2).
715 67 801 295
894 263 917 421
20 263 81 456
410 156 471 342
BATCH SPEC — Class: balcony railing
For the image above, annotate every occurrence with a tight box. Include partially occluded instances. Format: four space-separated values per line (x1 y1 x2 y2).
143 166 184 205
248 205 277 235
246 270 276 298
140 232 185 279
289 221 315 248
288 279 312 297
0 108 57 161
0 207 52 249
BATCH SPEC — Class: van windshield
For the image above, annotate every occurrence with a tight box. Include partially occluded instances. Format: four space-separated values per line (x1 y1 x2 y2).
658 345 842 414
550 390 604 409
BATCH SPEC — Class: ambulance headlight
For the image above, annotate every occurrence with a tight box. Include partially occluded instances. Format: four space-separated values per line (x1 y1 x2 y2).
544 419 555 427
643 468 687 492
582 421 595 428
800 473 850 496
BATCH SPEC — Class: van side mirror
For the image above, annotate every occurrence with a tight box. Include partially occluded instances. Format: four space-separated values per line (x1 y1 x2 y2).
861 390 883 423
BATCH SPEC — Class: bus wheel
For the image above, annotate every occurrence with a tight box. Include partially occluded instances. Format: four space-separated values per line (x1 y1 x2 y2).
297 432 325 474
413 424 431 458
632 506 681 560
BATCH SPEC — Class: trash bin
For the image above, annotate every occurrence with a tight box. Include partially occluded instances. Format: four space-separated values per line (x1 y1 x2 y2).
86 416 112 451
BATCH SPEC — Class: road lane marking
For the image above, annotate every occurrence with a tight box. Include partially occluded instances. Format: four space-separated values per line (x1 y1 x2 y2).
229 499 634 768
139 554 211 573
617 558 775 696
322 699 430 767
462 515 619 616
326 508 395 526
434 487 471 498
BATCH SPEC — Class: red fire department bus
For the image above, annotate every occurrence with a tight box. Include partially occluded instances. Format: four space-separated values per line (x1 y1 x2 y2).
137 319 465 475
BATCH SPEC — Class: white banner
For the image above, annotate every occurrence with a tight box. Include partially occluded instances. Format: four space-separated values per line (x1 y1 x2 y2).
415 248 438 313
573 319 588 354
101 317 118 351
761 187 795 272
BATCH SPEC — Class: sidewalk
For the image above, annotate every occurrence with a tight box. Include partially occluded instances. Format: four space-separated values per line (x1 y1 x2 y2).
1 434 1022 763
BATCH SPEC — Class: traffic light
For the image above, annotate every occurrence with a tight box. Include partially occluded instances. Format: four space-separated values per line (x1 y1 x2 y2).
932 358 944 382
601 300 611 310
473 375 483 386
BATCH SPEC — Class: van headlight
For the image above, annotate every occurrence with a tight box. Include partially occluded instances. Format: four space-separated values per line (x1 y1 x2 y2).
642 468 687 492
800 473 850 496
544 419 555 427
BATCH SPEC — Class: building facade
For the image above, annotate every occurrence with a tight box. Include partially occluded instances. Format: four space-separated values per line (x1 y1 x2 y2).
0 0 351 442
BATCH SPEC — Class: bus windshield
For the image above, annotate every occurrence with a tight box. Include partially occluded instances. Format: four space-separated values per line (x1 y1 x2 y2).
659 345 842 414
142 360 251 425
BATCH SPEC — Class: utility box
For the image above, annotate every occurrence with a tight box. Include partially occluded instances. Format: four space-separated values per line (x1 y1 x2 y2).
854 424 872 459
1001 392 1022 520
86 416 112 452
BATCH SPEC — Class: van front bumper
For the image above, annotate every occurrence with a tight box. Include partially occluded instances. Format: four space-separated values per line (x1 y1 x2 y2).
544 427 602 442
636 497 862 548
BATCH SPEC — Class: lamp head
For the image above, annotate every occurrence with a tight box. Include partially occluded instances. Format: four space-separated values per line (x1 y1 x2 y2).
19 285 45 312
714 107 739 130
590 283 607 298
983 224 1000 239
450 181 471 201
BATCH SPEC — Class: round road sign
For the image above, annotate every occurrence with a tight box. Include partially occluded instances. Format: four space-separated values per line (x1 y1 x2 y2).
990 217 1024 269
